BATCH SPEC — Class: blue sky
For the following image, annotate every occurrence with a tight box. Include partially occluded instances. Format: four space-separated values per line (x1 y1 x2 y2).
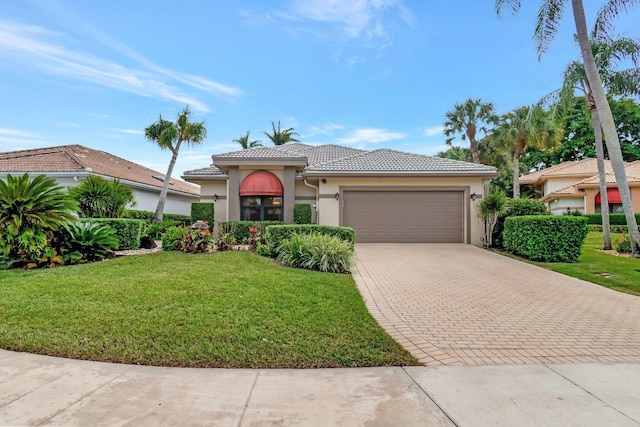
1 1 638 178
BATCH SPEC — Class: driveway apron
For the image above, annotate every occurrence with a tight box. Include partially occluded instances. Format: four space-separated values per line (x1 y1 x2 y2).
352 243 640 366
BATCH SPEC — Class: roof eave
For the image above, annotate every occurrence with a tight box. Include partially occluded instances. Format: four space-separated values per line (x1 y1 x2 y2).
212 158 307 167
303 170 499 178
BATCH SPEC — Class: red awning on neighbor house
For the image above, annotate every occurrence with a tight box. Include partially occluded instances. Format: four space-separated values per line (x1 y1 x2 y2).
239 170 283 196
595 188 622 204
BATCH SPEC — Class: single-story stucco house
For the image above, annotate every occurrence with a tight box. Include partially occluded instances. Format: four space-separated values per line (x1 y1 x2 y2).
182 143 497 245
520 158 640 215
0 145 200 215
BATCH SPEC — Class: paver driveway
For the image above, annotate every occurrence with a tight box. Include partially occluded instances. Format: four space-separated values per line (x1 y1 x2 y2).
352 244 640 366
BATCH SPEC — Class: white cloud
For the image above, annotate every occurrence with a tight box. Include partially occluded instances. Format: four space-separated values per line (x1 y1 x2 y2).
0 128 48 147
337 127 405 144
423 126 444 137
305 122 345 137
116 129 144 135
0 20 242 112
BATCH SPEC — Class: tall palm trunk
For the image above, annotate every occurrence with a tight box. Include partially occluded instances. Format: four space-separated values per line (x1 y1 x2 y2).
588 99 612 249
466 128 480 164
572 0 640 257
154 139 182 222
512 140 525 199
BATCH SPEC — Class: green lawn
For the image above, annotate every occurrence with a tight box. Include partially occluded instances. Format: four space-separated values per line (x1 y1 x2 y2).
530 232 640 296
0 251 417 368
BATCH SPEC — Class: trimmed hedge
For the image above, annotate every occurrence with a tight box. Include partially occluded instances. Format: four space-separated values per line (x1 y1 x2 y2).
123 209 192 225
293 203 312 224
587 224 640 233
493 198 548 248
584 213 640 225
220 220 285 243
265 225 356 255
79 218 144 250
503 215 588 262
191 203 214 230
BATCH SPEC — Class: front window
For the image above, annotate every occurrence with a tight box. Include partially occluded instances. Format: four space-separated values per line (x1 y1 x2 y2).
241 196 283 221
596 203 624 213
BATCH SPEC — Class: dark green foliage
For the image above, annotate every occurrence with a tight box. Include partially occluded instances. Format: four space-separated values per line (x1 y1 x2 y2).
161 226 189 251
124 210 191 226
614 234 633 253
265 225 356 255
68 175 134 218
0 173 77 267
190 203 214 229
277 233 354 273
255 242 272 257
164 213 192 225
584 213 640 225
492 198 548 247
220 221 285 243
60 222 119 263
293 204 312 224
80 218 144 250
143 220 179 240
123 209 155 221
503 216 589 262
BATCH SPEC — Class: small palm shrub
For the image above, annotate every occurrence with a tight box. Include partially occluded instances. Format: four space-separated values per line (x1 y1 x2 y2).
161 226 189 251
69 175 134 218
144 220 179 240
277 233 354 273
0 173 77 267
479 190 507 248
60 222 119 263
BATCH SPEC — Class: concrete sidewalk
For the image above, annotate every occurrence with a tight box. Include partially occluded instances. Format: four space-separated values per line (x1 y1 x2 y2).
1 350 639 426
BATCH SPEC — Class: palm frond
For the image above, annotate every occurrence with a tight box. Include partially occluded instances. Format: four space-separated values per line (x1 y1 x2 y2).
495 0 521 18
592 0 640 39
535 0 567 58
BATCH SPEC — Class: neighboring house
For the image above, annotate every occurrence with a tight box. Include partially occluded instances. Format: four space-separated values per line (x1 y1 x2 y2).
182 143 497 245
520 158 640 215
0 145 200 216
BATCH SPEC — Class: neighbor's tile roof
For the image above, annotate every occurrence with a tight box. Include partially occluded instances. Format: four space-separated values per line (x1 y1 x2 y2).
0 145 199 196
520 158 612 184
182 165 227 176
305 148 497 174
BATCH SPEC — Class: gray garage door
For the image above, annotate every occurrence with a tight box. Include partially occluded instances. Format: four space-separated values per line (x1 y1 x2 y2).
342 190 464 243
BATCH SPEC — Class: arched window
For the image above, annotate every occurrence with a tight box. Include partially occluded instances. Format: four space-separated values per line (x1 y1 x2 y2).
239 171 284 221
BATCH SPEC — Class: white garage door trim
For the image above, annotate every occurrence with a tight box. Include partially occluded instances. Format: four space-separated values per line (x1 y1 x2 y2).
338 186 471 243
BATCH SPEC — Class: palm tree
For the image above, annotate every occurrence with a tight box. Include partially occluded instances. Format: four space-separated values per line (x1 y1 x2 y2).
145 106 207 222
495 0 640 255
233 130 262 149
263 121 300 146
443 98 498 164
492 105 563 199
558 36 640 249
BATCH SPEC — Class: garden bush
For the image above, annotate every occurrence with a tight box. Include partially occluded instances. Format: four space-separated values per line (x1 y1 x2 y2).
80 218 144 250
180 228 214 254
124 210 191 226
277 233 354 273
68 175 134 218
492 198 548 248
293 204 312 224
587 224 638 233
584 213 640 225
503 215 589 262
614 233 633 253
265 225 356 255
161 226 189 251
220 220 285 243
143 220 179 240
190 203 214 229
60 222 119 263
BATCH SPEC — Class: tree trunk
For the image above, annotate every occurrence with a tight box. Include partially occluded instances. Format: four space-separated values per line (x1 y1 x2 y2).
512 141 525 199
466 127 480 164
572 0 640 257
588 99 612 249
154 139 182 222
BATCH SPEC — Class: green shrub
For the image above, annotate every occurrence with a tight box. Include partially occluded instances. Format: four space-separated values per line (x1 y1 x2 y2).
493 198 548 248
277 233 354 273
143 220 179 240
60 222 119 263
69 175 134 218
124 210 191 226
584 213 640 225
161 226 189 251
220 221 285 243
265 225 356 255
123 209 154 221
0 173 77 268
190 203 214 230
293 204 312 224
503 216 589 262
587 224 638 233
255 242 272 257
180 229 214 254
80 218 144 250
614 233 633 253
164 213 192 226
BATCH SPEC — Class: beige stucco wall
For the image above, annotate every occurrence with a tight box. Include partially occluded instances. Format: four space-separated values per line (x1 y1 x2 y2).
544 178 581 194
547 197 585 215
315 176 487 246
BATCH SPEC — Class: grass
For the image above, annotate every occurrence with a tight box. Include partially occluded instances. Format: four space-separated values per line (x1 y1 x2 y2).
0 251 417 368
527 232 640 296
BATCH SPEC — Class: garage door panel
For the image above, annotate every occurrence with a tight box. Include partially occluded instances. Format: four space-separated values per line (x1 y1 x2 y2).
343 190 463 243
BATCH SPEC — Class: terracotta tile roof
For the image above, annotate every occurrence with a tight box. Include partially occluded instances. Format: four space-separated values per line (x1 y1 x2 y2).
540 182 583 202
520 159 613 184
0 145 199 196
305 148 497 174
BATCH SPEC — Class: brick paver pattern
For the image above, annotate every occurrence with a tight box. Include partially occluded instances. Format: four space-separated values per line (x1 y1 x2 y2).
352 244 640 366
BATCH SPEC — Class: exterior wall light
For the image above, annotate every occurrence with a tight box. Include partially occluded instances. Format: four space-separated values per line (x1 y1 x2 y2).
334 192 340 200
470 192 478 201
213 194 218 202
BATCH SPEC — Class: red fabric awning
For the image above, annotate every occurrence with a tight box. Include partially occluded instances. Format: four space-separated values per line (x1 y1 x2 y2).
239 170 283 196
595 188 622 204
